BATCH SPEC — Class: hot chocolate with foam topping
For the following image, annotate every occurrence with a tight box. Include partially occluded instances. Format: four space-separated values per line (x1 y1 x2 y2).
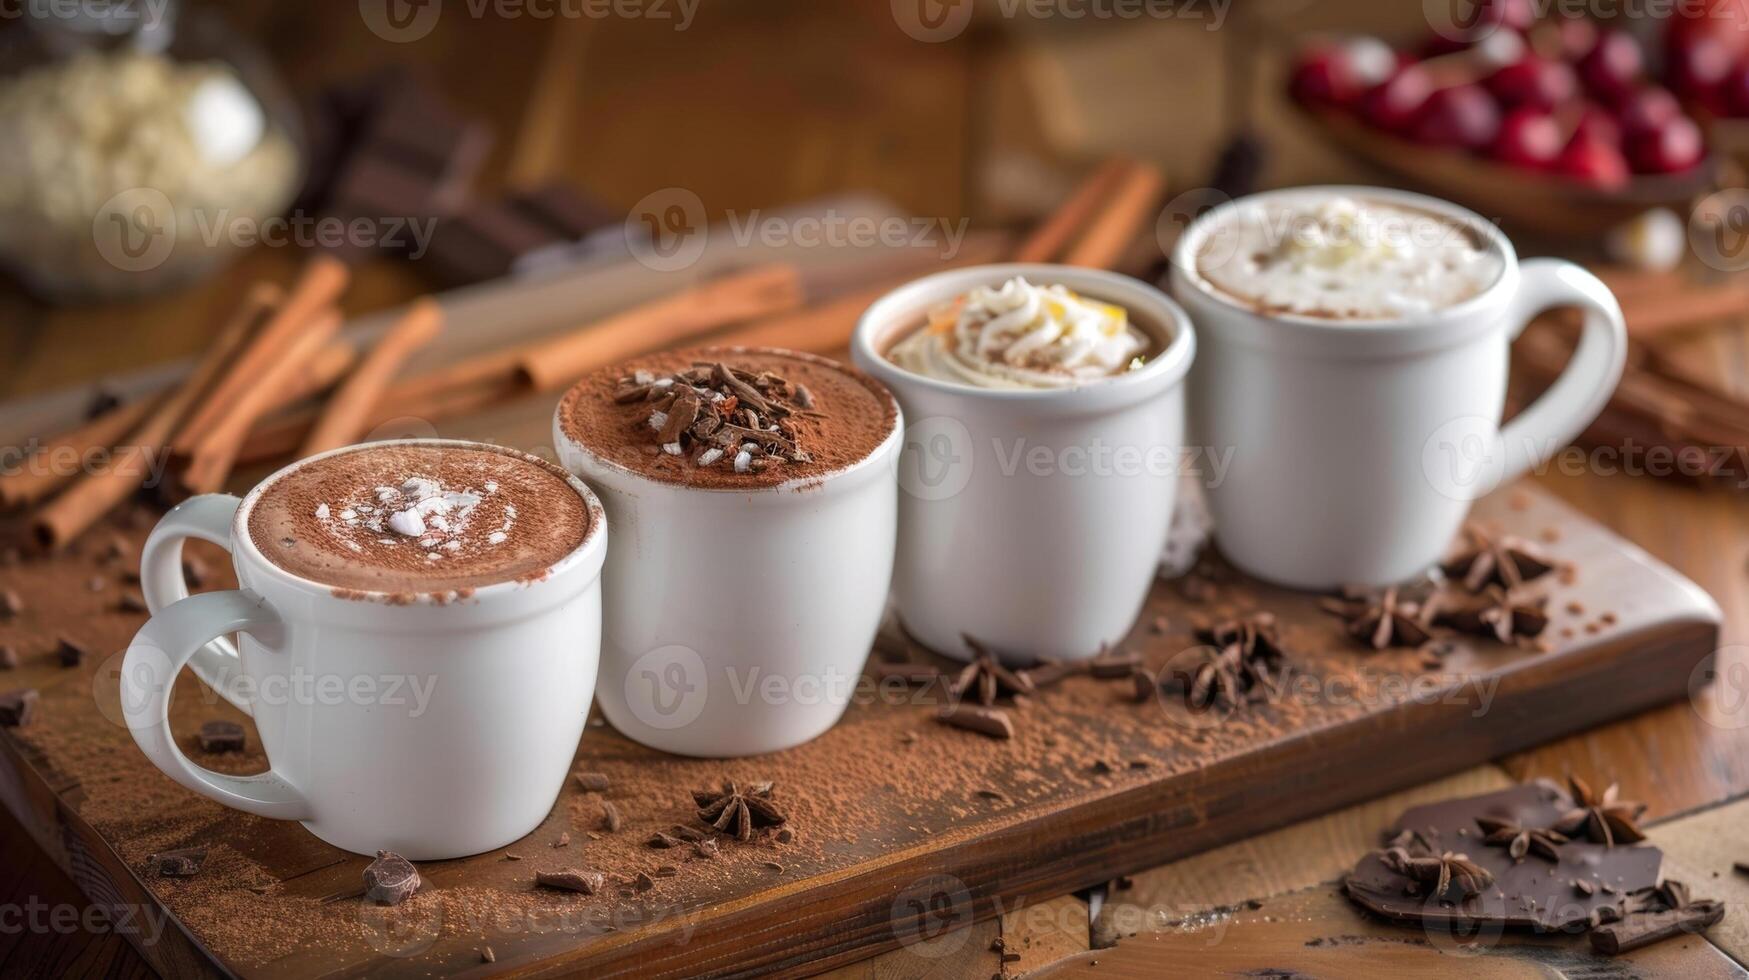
1192 196 1504 320
245 443 591 594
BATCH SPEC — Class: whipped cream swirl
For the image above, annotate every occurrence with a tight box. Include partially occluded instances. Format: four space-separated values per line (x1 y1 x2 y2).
888 277 1149 389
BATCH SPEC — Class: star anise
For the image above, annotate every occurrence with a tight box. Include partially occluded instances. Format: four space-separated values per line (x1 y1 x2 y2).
1382 847 1495 901
1194 612 1287 688
950 636 1036 706
1323 587 1432 650
1169 643 1248 711
1442 526 1555 592
1431 587 1549 645
692 781 787 841
1623 879 1703 916
1554 776 1646 847
1476 816 1568 862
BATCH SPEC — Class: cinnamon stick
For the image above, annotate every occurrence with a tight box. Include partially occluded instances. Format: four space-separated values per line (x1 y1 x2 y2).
515 264 805 391
281 342 358 407
32 289 277 548
1618 280 1749 340
1061 161 1167 270
1012 157 1133 264
299 299 443 457
0 395 164 510
176 308 346 497
171 257 349 455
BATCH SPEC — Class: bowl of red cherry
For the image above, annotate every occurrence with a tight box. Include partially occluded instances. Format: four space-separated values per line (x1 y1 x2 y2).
1287 0 1739 236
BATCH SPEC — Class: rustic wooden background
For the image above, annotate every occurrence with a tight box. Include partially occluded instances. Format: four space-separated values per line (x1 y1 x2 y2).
2 0 1746 975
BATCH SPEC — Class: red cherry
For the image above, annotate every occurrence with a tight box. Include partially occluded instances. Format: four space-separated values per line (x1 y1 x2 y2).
1668 0 1749 60
1573 103 1622 147
1364 65 1435 132
1551 16 1598 61
1487 56 1579 109
1626 115 1706 174
1667 34 1735 108
1557 134 1631 189
1410 84 1503 149
1617 87 1681 140
1491 107 1564 168
1290 39 1395 109
1578 30 1645 105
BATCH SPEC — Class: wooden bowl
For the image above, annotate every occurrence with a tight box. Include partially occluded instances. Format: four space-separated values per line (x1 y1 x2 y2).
1295 106 1716 238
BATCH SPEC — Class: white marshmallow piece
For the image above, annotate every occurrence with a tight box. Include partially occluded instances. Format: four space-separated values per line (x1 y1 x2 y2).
183 73 266 168
387 508 426 537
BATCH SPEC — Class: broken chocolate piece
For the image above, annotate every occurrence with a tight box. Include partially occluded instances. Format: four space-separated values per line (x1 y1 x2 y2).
937 704 1015 740
646 831 682 849
150 847 208 878
55 637 86 668
574 772 610 792
0 689 39 727
1590 881 1725 955
536 869 604 895
693 838 719 860
600 799 622 833
363 851 420 905
197 720 246 753
692 781 786 841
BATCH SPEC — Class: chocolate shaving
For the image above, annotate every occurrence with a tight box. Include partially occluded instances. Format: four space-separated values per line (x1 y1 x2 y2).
615 360 812 468
653 865 680 878
574 772 610 792
1087 648 1143 679
599 799 622 833
536 869 604 895
693 839 719 860
555 832 570 848
481 947 495 964
149 847 208 878
363 851 420 905
937 704 1015 739
692 781 786 841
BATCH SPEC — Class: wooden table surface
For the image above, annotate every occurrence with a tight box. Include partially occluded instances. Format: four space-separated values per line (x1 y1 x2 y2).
2 1 1746 976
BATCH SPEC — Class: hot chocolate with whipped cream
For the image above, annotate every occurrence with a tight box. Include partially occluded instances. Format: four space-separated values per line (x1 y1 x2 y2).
885 276 1158 389
1192 196 1504 320
246 443 591 593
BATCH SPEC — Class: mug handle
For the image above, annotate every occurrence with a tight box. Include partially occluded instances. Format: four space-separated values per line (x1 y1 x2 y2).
121 589 311 820
1497 258 1628 485
141 494 253 715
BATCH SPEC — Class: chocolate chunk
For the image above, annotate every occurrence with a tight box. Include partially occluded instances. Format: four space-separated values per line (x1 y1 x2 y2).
937 704 1014 740
56 637 86 668
536 869 604 895
599 799 622 833
481 946 495 964
0 689 39 727
117 592 148 614
0 645 17 669
150 847 208 878
423 199 560 286
775 828 794 845
693 839 719 860
1591 898 1725 955
646 831 682 849
634 871 655 892
554 832 570 848
0 588 22 619
574 771 610 792
197 720 246 753
363 850 421 905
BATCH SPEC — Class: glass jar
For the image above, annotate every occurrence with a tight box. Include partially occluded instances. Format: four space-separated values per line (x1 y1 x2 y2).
0 1 304 302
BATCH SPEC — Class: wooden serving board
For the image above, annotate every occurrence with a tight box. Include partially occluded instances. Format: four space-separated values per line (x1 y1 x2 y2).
0 389 1722 979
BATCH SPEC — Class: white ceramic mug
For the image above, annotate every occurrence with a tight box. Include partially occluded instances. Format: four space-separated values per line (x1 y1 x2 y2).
1170 186 1627 590
852 264 1197 664
121 440 607 860
553 348 902 758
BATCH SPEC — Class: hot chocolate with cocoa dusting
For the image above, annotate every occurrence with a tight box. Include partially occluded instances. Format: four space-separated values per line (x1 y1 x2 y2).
558 347 898 490
246 443 590 593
